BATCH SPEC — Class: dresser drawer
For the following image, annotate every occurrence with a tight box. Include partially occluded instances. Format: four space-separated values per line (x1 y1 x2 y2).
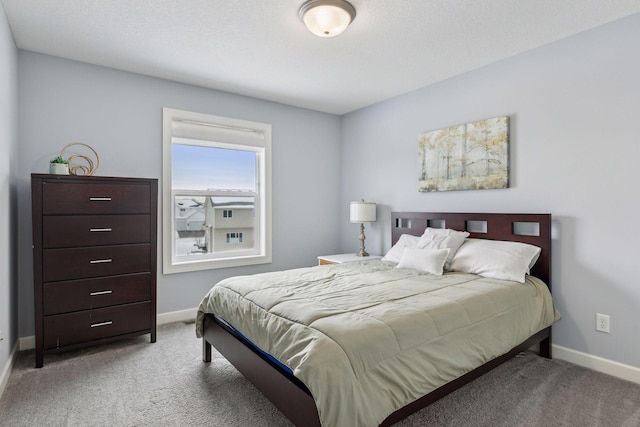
43 273 151 315
43 244 150 282
43 215 151 248
42 182 150 215
43 301 151 350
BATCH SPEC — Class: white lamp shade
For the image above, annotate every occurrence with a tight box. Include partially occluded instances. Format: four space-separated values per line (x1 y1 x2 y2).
350 201 376 223
299 0 356 38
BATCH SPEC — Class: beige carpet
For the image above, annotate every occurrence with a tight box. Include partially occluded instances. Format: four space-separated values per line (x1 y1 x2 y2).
1 321 639 426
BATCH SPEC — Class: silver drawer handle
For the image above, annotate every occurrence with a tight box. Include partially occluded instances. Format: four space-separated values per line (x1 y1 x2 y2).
90 228 112 232
90 290 113 296
89 197 112 201
91 321 113 328
90 259 112 264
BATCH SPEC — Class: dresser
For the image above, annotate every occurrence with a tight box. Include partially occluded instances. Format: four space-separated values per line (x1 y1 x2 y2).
31 174 158 368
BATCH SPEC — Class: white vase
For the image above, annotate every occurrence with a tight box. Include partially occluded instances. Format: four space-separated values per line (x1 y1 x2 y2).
49 163 69 175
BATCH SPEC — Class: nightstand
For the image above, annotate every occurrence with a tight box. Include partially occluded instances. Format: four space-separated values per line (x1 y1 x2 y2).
317 253 382 265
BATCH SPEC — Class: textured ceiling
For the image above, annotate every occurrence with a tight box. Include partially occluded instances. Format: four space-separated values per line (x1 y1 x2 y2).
2 0 640 115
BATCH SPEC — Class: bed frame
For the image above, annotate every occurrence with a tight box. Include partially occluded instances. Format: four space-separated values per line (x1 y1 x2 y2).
202 212 552 426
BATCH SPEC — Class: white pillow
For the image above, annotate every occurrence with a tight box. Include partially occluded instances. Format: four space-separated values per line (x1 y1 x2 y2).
448 238 542 283
381 234 420 264
417 228 470 270
395 247 450 275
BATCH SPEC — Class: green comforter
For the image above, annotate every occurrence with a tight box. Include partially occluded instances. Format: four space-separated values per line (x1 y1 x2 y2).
196 260 560 427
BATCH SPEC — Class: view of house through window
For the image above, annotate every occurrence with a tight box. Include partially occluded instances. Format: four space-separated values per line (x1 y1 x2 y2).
172 144 256 257
163 108 272 273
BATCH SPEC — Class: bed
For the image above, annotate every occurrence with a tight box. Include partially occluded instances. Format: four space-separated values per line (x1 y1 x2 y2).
197 212 559 426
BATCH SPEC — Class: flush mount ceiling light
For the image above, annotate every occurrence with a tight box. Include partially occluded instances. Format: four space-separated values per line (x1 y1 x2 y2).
298 0 356 38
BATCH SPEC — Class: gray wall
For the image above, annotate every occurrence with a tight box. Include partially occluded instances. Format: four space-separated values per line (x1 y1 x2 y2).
0 3 18 375
340 13 640 368
17 52 343 337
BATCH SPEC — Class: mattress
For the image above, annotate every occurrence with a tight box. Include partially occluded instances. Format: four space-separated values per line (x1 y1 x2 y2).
196 260 560 427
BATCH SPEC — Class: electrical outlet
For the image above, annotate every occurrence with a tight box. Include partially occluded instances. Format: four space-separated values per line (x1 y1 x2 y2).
596 313 610 333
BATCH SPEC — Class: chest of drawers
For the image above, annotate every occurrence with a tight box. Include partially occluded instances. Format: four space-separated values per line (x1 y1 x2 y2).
31 174 158 368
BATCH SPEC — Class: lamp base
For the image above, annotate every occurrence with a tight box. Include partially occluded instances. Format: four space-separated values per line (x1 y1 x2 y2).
356 223 369 257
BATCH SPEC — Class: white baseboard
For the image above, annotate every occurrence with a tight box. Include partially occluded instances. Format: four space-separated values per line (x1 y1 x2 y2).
18 307 199 351
157 307 197 325
19 335 34 351
553 344 640 385
0 342 18 400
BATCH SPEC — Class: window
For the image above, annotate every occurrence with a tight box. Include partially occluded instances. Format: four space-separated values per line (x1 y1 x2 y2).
162 108 272 273
226 232 243 243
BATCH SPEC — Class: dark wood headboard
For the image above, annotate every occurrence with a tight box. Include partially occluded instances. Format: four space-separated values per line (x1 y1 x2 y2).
391 212 552 287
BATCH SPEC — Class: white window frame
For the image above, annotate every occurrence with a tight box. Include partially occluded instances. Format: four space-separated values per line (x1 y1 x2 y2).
162 108 272 274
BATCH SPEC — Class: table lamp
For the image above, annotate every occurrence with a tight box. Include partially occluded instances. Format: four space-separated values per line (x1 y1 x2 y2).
350 199 376 256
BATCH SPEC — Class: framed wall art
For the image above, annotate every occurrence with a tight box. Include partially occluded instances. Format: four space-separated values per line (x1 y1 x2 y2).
418 116 509 192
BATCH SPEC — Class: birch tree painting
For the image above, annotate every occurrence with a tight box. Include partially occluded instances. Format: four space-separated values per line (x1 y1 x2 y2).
418 116 509 192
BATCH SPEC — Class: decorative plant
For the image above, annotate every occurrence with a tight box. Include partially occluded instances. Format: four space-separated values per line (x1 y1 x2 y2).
50 156 68 164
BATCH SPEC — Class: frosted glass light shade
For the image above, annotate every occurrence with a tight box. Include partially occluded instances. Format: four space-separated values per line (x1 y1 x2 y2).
350 201 376 223
299 0 356 38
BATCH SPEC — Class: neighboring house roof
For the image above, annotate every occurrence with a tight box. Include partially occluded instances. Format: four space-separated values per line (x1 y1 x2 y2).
175 200 204 220
207 199 254 209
